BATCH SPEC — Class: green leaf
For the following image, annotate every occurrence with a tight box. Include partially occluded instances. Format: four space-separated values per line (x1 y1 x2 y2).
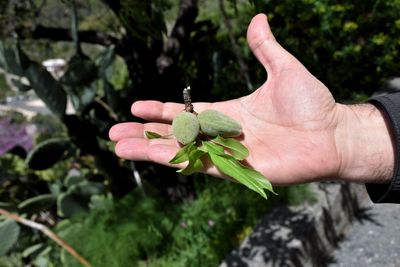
103 80 120 110
59 53 98 113
169 142 196 164
145 131 162 139
57 181 103 218
22 243 45 258
96 46 121 110
178 149 206 175
97 45 115 80
60 54 98 86
170 142 206 174
202 141 274 199
145 131 172 139
69 181 104 196
0 41 66 118
0 202 17 212
0 220 20 256
0 41 30 76
211 136 249 160
57 192 89 218
64 82 96 113
64 174 85 187
25 138 71 170
208 153 271 199
18 194 56 214
25 63 67 118
10 78 31 92
198 140 224 155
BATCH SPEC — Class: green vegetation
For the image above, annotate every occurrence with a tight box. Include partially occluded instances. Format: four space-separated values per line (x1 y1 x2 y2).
0 0 399 266
263 0 400 100
56 178 313 267
0 73 12 100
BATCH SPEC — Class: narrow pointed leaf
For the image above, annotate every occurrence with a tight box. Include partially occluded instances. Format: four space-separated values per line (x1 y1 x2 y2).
199 140 224 155
224 153 275 194
145 131 173 139
145 131 162 139
25 63 67 118
208 152 269 199
0 41 30 76
211 136 249 160
178 149 206 175
18 194 56 214
3 42 67 118
22 243 45 258
169 142 196 164
202 141 274 199
233 159 275 194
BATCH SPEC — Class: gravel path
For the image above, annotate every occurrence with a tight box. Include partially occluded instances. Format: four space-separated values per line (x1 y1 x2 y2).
328 201 400 267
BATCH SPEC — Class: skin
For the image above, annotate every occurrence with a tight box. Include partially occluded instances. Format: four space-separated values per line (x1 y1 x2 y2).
109 14 395 186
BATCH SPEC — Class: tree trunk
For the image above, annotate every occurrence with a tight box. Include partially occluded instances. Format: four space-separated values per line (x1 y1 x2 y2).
102 0 199 102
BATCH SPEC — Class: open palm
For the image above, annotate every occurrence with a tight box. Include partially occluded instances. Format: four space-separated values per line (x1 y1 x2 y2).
109 14 344 185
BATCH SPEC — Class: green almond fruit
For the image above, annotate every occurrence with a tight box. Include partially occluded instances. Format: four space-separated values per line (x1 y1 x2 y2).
172 112 200 145
198 109 242 137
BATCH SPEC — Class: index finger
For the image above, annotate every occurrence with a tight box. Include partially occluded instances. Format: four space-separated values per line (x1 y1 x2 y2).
131 100 213 122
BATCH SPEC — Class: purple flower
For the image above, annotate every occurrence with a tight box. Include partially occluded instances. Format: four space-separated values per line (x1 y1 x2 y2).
0 118 33 156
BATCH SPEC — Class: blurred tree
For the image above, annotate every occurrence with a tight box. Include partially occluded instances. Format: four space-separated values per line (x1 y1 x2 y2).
259 0 400 100
0 0 214 198
1 0 205 103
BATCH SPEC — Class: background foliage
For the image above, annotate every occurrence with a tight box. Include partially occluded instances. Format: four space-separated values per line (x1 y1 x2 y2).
0 0 399 266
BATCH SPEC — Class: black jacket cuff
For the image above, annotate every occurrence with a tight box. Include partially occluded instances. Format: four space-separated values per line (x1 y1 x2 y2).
366 93 400 203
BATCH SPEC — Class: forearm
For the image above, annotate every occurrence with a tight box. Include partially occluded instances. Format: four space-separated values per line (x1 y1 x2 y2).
335 103 395 183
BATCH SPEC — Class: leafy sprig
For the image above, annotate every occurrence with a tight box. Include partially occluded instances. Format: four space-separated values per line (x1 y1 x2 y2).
145 131 275 200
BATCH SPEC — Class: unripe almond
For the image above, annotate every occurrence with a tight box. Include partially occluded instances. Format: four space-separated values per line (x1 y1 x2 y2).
172 112 200 145
198 109 242 137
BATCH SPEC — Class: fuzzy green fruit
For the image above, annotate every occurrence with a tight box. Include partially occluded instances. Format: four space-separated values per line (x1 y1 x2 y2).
172 112 200 145
198 109 242 137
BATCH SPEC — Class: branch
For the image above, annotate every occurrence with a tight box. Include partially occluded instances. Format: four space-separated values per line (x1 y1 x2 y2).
100 0 121 13
218 0 253 91
70 0 82 54
156 0 199 74
0 208 92 267
21 25 119 47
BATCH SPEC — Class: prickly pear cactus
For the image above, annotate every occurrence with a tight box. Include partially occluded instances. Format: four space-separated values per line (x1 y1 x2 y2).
57 181 104 218
25 137 71 170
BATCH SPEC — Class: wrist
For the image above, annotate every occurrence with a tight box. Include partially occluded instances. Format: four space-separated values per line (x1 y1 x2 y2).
335 103 395 183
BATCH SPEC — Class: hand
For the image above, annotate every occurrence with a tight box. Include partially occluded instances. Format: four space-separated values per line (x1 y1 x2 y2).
109 14 394 185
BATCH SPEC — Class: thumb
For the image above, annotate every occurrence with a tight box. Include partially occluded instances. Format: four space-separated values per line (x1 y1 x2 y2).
247 14 295 75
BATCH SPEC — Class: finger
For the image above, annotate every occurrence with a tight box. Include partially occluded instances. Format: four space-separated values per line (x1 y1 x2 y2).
246 13 295 75
115 138 177 161
114 137 226 178
131 100 213 122
131 101 184 122
109 122 171 141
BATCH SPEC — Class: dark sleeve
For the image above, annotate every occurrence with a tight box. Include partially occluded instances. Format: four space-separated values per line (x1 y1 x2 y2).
366 93 400 203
